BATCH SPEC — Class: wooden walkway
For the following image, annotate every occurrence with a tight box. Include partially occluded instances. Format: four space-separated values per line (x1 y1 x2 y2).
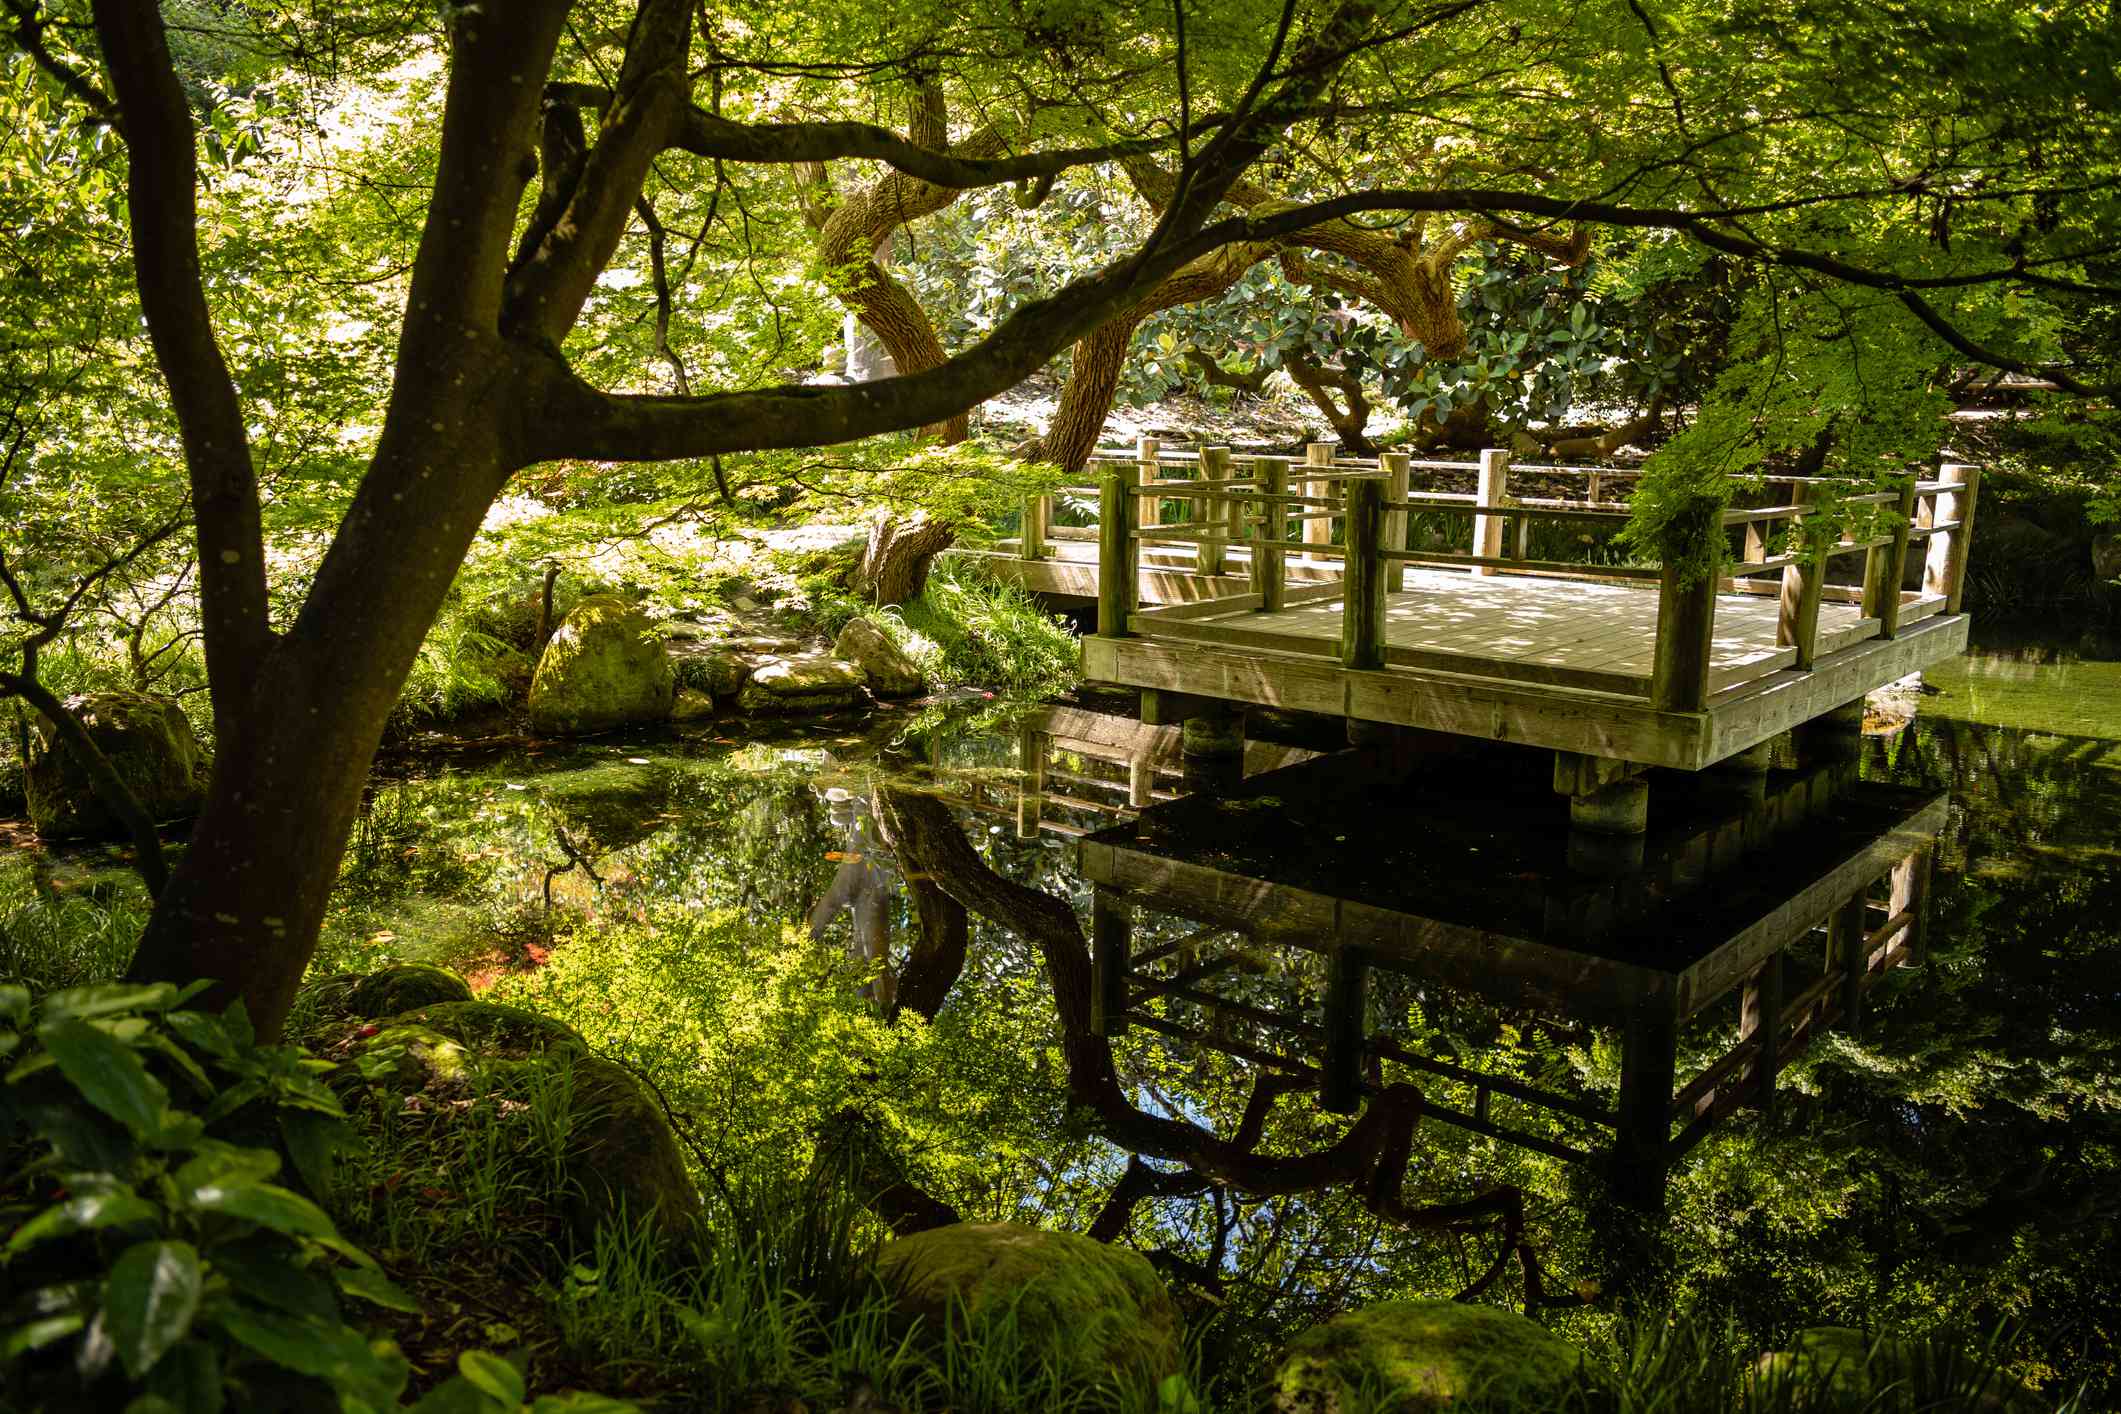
978 440 1982 776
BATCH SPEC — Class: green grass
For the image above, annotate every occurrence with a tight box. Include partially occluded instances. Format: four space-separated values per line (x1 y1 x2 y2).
811 555 1080 698
0 856 149 993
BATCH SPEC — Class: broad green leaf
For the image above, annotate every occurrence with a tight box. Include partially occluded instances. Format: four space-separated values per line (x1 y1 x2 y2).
531 1395 639 1413
457 1350 525 1406
143 1339 223 1414
41 984 180 1023
183 1182 336 1238
7 1189 160 1252
281 1110 357 1197
105 1240 203 1378
335 1263 419 1313
210 1241 340 1324
39 1018 169 1135
163 1011 234 1060
211 1306 372 1382
173 1144 281 1191
0 984 28 1025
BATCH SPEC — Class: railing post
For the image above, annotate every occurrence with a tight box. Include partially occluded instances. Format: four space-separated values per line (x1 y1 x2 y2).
1923 462 1980 614
1776 483 1826 669
1651 495 1721 712
1341 479 1387 669
1136 435 1161 531
1019 491 1048 562
1380 451 1411 592
1251 456 1287 611
1089 889 1131 1037
1739 954 1784 1119
1015 728 1046 839
1864 477 1917 637
1098 470 1137 638
1199 445 1232 575
1304 441 1335 551
1745 478 1793 566
1473 447 1510 576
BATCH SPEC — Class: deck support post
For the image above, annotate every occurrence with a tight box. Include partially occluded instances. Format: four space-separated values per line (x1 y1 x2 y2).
1651 496 1721 712
1341 478 1388 670
1472 448 1510 576
1569 777 1650 835
1020 491 1048 562
1304 442 1335 551
1613 1005 1679 1209
1777 483 1827 669
1199 446 1232 575
1380 452 1411 591
1923 463 1981 614
1098 471 1138 638
1795 700 1864 789
1740 952 1784 1118
1889 844 1933 966
1321 945 1368 1115
1863 477 1917 636
1706 738 1773 806
1179 703 1247 760
1089 889 1132 1037
1251 457 1288 611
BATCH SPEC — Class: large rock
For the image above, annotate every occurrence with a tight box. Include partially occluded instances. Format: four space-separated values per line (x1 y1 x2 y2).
1755 1328 2038 1411
24 691 208 841
876 1222 1182 1390
349 963 473 1018
833 618 926 698
1271 1300 1585 1412
322 998 698 1248
736 657 866 715
528 595 676 734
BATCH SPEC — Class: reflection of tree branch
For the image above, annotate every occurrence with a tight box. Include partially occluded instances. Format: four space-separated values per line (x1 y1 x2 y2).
874 785 1583 1308
540 824 604 908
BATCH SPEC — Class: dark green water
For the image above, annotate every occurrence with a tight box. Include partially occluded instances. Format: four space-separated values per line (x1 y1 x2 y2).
7 628 2118 1398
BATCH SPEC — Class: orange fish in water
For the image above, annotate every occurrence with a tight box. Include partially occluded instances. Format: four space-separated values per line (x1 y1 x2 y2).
824 851 864 863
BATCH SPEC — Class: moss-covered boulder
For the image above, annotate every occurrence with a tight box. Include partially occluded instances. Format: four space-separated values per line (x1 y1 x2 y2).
736 657 865 715
1272 1300 1585 1411
347 963 473 1018
1755 1328 2038 1411
833 618 926 697
322 1000 698 1248
528 595 675 734
24 691 209 841
671 687 715 721
876 1222 1182 1389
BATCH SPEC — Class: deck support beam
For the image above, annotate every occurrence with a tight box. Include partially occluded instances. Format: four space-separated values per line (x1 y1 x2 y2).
1321 945 1368 1115
1570 777 1650 835
1090 889 1132 1037
1613 1006 1679 1209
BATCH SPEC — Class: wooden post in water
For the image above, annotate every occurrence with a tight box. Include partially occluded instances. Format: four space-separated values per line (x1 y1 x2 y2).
1380 451 1411 592
1320 945 1368 1115
1015 728 1045 839
1776 483 1826 669
1651 496 1721 712
1924 463 1981 614
1303 442 1335 552
1019 489 1048 562
1830 894 1870 1037
1098 471 1137 638
1089 889 1131 1037
1341 478 1388 670
1740 953 1784 1118
1199 445 1232 575
1890 844 1933 966
1251 456 1288 612
1864 477 1917 636
1473 448 1510 576
1613 1005 1679 1209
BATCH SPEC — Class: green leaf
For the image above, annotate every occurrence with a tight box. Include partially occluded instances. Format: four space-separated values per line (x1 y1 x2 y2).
173 1144 281 1191
0 984 28 1026
457 1350 525 1406
531 1395 639 1413
210 1306 382 1386
105 1240 203 1378
183 1182 336 1238
39 1018 169 1135
210 1240 341 1323
41 984 180 1023
163 1011 234 1060
0 1313 85 1360
7 1188 160 1252
336 1263 419 1313
281 1111 357 1197
143 1339 223 1414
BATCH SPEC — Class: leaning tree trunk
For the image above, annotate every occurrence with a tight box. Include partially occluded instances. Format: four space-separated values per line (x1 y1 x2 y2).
1284 353 1376 454
853 512 956 605
1035 320 1142 472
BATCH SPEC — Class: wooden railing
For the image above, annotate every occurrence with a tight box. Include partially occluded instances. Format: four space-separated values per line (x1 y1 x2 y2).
1068 437 1980 710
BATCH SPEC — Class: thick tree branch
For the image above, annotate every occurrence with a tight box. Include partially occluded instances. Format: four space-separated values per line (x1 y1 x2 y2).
91 0 271 744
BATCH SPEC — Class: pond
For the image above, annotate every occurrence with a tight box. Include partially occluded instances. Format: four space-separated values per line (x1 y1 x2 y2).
6 627 2119 1400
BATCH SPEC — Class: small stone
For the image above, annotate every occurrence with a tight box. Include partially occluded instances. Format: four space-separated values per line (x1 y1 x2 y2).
832 618 927 698
671 688 715 721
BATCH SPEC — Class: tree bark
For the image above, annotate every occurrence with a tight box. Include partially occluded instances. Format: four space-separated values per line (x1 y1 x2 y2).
853 512 956 605
1284 352 1375 453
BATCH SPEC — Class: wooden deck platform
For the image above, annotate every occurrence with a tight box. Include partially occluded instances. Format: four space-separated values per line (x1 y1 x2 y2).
1023 441 1982 776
